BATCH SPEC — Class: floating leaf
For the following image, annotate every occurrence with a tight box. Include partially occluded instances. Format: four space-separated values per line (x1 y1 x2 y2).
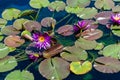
77 8 98 19
41 17 56 28
13 18 28 30
0 32 4 41
4 35 25 48
48 1 66 12
111 25 120 37
112 5 120 12
29 0 50 9
0 43 10 59
70 61 92 75
56 25 74 36
23 20 41 32
94 57 120 73
1 25 20 35
0 18 7 28
19 10 36 17
39 57 70 80
0 56 17 72
5 70 34 80
94 43 104 50
81 29 103 40
61 45 88 61
94 0 115 10
94 11 113 25
2 8 21 20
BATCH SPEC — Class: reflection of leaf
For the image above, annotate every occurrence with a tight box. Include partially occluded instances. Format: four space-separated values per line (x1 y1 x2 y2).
5 70 34 80
4 35 25 48
0 56 17 72
39 57 70 80
2 8 21 20
0 43 10 59
70 61 92 75
29 0 50 9
94 0 115 10
48 1 66 12
0 18 7 28
94 57 120 73
61 46 88 61
56 25 74 36
81 29 103 40
75 38 97 50
1 26 20 35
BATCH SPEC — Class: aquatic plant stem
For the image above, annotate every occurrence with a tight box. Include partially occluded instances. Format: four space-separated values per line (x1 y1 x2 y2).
35 9 41 20
65 16 74 24
17 58 28 62
88 52 95 63
56 14 71 25
25 62 34 70
29 15 35 20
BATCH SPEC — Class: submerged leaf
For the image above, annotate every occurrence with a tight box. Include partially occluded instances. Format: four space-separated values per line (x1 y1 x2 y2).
0 56 17 72
94 57 120 73
70 61 92 75
5 70 34 80
39 57 70 80
0 18 7 28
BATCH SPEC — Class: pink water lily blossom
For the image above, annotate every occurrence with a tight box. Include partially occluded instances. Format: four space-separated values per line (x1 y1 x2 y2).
111 13 120 25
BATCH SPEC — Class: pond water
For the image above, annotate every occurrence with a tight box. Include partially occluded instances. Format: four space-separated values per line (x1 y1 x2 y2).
0 0 120 80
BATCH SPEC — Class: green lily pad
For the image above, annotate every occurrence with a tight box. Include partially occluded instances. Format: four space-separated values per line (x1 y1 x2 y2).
94 0 115 10
111 25 120 37
112 5 120 12
75 38 97 50
0 56 17 72
94 57 120 73
0 43 10 58
21 30 31 36
70 61 92 75
94 43 104 50
29 0 50 9
19 10 36 17
5 70 34 80
61 45 88 61
0 18 7 28
39 57 70 80
2 8 21 20
0 32 4 41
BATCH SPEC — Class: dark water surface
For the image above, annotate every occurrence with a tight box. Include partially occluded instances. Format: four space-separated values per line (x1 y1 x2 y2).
0 0 120 80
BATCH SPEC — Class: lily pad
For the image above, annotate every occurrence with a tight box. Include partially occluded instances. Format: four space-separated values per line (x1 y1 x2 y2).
48 1 66 12
39 57 70 80
70 61 92 75
0 18 7 28
2 8 21 20
1 25 20 35
4 35 25 48
0 32 4 41
112 5 120 12
111 25 120 37
0 43 10 59
94 57 120 73
5 70 34 80
81 29 103 40
94 0 115 10
61 45 88 61
23 20 41 32
0 56 17 72
75 38 97 50
29 0 50 9
19 10 36 17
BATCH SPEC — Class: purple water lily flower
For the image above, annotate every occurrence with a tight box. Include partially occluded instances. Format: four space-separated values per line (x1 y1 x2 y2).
32 32 51 49
111 13 120 25
28 53 40 61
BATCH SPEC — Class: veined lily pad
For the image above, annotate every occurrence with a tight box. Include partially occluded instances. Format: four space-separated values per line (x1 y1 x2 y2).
75 38 97 50
4 35 25 48
19 10 36 17
39 57 70 80
0 18 7 28
5 70 34 80
94 0 115 10
48 1 66 12
0 56 17 72
61 45 88 61
0 43 10 59
29 0 50 9
2 8 21 20
94 57 120 73
70 61 92 75
1 25 20 35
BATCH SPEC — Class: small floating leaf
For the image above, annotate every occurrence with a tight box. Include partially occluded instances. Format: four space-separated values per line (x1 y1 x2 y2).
5 70 34 80
19 10 36 17
2 8 21 20
39 57 70 80
94 43 104 50
0 43 10 59
0 56 17 72
0 32 4 41
112 5 120 12
70 61 92 75
0 18 7 28
94 57 120 73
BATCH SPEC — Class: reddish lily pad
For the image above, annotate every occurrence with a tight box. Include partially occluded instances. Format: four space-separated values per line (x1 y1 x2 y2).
4 35 25 48
39 57 70 80
0 18 7 28
94 57 120 73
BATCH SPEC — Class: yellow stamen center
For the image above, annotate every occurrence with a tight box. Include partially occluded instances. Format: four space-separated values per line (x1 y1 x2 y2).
114 17 120 21
33 54 39 58
38 36 45 42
